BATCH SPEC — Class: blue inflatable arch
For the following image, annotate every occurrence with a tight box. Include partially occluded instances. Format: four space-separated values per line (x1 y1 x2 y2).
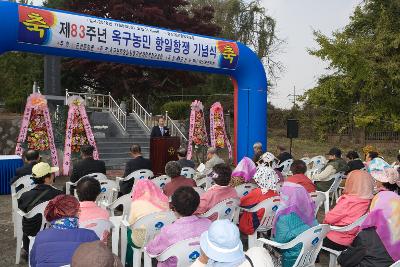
0 2 267 162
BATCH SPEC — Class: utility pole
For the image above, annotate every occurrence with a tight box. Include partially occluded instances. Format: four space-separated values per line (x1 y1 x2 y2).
288 85 301 108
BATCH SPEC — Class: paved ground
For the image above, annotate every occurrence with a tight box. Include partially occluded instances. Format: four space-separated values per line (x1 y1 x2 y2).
1 173 329 266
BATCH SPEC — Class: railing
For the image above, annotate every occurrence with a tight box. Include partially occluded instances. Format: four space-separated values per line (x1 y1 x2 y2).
65 90 126 131
165 111 188 143
131 95 153 132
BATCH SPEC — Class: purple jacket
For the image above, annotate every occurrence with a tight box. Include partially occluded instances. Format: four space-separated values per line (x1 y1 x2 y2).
30 228 99 267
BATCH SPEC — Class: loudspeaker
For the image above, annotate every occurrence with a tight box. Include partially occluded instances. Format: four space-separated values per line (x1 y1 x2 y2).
287 119 299 138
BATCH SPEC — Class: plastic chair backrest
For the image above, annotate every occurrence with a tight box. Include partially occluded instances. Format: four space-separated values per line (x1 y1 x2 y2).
309 191 326 216
193 187 205 196
235 183 258 197
327 172 344 193
248 196 280 232
310 156 327 170
300 157 311 166
152 175 171 189
330 214 368 232
181 167 196 179
87 173 109 181
80 219 112 242
11 175 34 195
279 159 294 175
24 201 50 231
157 237 201 267
108 194 132 217
124 169 154 182
292 224 330 267
198 198 239 221
96 180 118 206
131 211 177 245
389 260 400 267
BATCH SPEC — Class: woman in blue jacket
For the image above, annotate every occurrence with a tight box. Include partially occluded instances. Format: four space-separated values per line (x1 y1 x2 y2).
30 195 99 267
272 182 318 267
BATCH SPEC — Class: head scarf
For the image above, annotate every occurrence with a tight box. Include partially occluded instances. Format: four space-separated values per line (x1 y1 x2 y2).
231 157 257 182
273 182 316 234
257 152 278 169
44 194 80 222
361 191 400 261
343 170 374 199
72 241 123 267
253 166 281 194
131 179 169 210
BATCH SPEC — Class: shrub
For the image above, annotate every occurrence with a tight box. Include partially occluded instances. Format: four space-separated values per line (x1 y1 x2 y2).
161 101 191 120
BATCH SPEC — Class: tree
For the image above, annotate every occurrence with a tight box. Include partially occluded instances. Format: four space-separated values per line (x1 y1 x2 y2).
304 0 400 136
44 0 221 102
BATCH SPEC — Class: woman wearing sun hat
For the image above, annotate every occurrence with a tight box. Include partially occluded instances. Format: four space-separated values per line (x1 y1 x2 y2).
191 219 274 266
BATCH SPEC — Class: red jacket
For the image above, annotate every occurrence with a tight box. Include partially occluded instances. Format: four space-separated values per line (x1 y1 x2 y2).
239 188 278 235
286 174 316 193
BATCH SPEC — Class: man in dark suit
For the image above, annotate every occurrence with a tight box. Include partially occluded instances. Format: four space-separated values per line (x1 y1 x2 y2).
150 117 170 138
70 145 106 183
10 150 40 185
176 147 195 169
120 144 152 195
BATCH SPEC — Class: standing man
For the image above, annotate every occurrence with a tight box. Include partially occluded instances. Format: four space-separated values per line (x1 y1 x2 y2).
150 117 170 138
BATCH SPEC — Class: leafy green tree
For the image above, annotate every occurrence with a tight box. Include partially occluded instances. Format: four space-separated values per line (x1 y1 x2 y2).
305 0 400 135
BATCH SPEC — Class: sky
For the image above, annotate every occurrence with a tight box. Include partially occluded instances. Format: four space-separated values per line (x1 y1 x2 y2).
30 0 361 109
261 0 362 109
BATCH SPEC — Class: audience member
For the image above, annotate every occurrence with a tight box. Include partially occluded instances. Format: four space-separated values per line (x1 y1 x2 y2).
230 157 257 187
372 167 400 193
163 161 196 197
273 182 318 267
345 150 365 174
30 195 99 267
76 176 110 241
276 145 293 172
323 170 374 251
145 186 211 267
338 191 399 266
195 163 239 217
120 144 152 195
203 147 225 174
366 150 380 162
313 147 349 191
11 149 40 185
150 117 170 138
367 154 391 178
176 147 195 169
286 160 316 193
18 162 62 252
239 166 281 235
72 240 123 267
191 220 274 267
252 142 264 163
257 152 283 180
70 145 106 183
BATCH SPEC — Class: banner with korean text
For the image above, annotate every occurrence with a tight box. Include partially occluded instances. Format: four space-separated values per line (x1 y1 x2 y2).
18 5 239 70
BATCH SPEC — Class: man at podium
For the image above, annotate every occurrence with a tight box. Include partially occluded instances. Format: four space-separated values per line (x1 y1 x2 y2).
150 117 170 138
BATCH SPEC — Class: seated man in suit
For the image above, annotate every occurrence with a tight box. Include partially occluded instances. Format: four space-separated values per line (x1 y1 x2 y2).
120 144 152 195
70 145 106 184
18 162 63 253
11 150 40 186
150 117 170 138
177 147 195 169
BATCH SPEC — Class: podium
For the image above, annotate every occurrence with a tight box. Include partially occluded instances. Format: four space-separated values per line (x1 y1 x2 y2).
150 137 180 175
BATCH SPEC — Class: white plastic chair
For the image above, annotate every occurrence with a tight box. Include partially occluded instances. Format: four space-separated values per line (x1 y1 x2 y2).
195 176 213 190
240 196 280 248
11 181 35 238
319 172 344 214
107 194 132 255
152 175 171 190
96 180 118 208
322 214 368 267
116 169 154 190
279 159 294 176
15 201 49 264
80 218 112 242
193 186 206 196
300 157 311 167
309 191 326 216
390 260 400 267
310 156 327 171
198 198 239 222
258 224 331 267
120 211 177 266
65 172 108 196
181 167 196 179
11 175 34 195
235 183 258 197
147 237 201 267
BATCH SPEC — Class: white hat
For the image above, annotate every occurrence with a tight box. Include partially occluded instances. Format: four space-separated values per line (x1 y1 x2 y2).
32 162 59 178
